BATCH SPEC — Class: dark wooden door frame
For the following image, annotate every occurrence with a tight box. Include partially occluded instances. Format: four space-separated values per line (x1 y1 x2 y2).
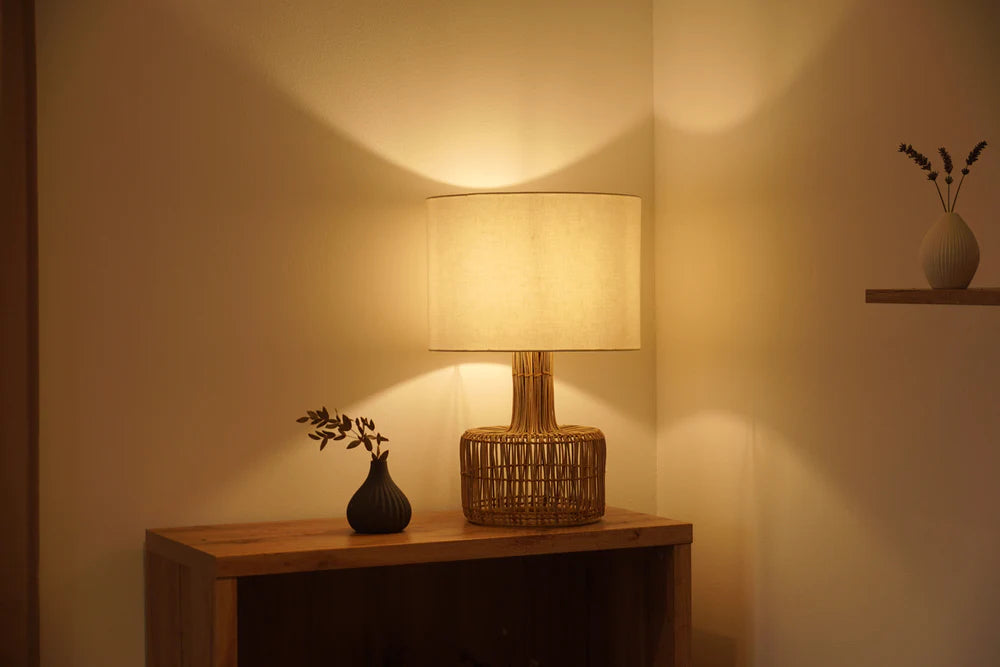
1 0 40 665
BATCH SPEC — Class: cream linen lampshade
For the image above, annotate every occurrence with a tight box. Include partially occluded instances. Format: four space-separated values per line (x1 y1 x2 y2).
427 192 640 352
426 192 641 527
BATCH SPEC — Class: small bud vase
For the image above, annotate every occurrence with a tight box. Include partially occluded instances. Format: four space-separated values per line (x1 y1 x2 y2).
919 212 979 289
346 455 412 534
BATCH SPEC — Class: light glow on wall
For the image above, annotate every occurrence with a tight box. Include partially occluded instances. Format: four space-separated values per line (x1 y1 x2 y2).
171 1 649 188
654 0 855 133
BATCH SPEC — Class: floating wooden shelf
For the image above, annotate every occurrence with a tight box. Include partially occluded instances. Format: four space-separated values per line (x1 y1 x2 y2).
866 288 1000 306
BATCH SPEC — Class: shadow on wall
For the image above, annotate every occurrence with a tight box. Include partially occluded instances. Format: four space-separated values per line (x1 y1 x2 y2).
654 0 1000 665
167 0 649 189
44 0 439 513
694 629 739 667
43 0 652 513
40 2 655 666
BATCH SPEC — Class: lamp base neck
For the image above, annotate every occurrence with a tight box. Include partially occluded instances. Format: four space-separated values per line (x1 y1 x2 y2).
508 351 558 434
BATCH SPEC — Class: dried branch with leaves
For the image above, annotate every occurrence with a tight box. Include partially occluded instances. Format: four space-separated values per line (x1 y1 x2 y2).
296 406 390 461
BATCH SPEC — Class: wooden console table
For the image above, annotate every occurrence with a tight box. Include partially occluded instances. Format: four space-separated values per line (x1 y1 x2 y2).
145 507 693 666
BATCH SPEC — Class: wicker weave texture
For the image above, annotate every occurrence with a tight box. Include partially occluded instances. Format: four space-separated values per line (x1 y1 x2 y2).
459 352 607 527
460 427 606 526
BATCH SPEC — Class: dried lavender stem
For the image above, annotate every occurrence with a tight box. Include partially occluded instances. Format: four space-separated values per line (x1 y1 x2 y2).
950 173 966 212
933 181 947 212
947 182 951 211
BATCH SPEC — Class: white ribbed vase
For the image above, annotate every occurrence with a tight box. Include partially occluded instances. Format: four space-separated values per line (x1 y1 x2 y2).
919 212 979 289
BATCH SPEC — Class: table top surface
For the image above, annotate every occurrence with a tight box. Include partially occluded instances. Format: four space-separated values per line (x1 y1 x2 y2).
146 507 692 578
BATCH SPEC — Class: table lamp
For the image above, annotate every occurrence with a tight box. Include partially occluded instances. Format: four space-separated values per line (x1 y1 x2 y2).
426 192 641 527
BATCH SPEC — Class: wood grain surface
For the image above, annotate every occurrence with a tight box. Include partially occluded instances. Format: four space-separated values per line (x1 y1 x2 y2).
866 288 1000 305
147 507 692 578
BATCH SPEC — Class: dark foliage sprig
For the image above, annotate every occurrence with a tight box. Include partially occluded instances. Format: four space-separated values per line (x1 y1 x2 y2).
899 141 988 212
296 406 390 461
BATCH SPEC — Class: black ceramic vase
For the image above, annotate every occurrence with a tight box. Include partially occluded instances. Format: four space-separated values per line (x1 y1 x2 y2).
346 456 412 534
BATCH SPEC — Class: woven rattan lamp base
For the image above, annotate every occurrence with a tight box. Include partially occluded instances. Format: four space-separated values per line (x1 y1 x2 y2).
457 351 607 528
460 426 606 527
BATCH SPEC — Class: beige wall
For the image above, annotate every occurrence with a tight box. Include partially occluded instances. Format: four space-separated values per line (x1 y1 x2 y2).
40 0 1000 664
36 1 655 664
654 0 1000 665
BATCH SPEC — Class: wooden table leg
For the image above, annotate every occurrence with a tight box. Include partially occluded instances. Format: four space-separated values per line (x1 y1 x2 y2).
145 550 237 667
668 543 692 667
145 550 182 667
212 579 237 667
649 543 692 667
